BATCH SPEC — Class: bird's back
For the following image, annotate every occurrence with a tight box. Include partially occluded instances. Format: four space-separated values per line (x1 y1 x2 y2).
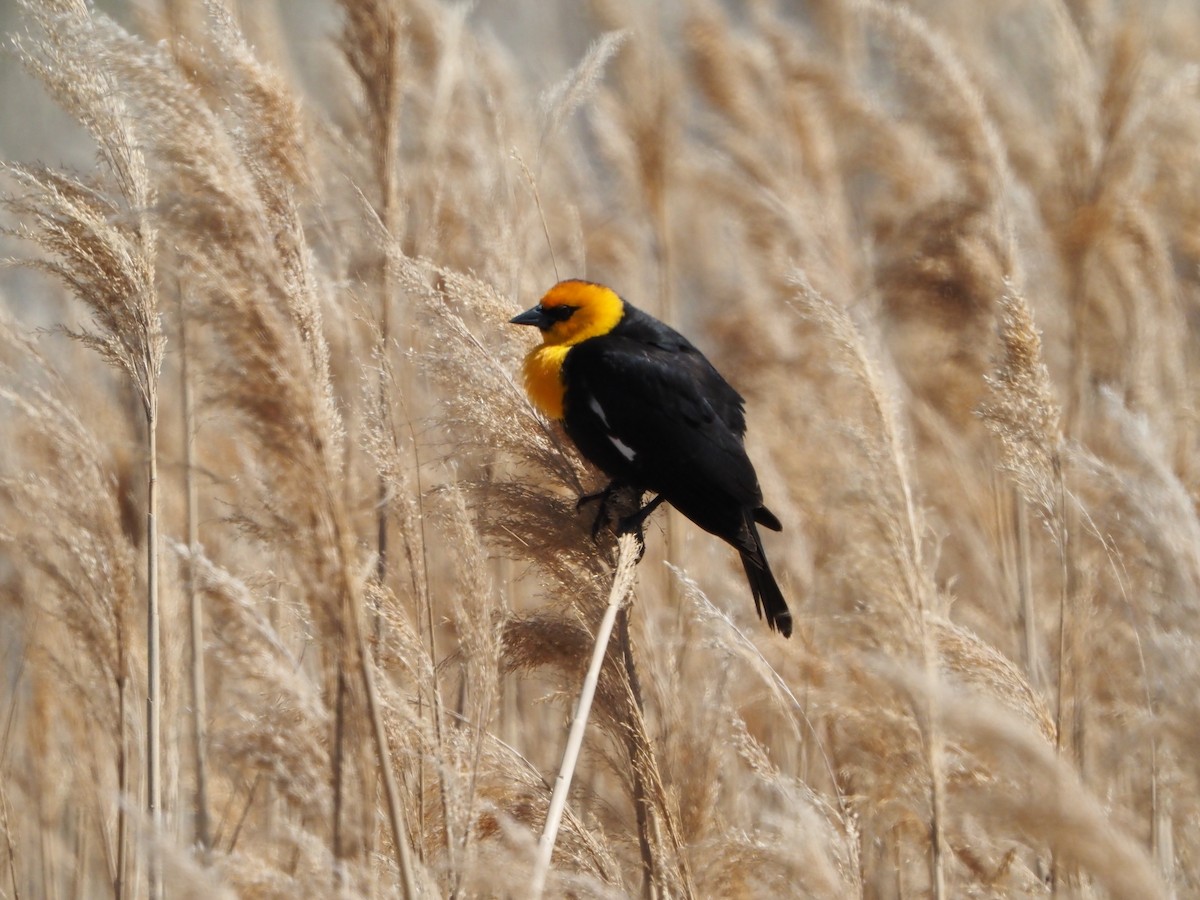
605 305 748 438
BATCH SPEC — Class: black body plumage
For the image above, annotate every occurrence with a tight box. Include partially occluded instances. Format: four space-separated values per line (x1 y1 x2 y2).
559 303 792 637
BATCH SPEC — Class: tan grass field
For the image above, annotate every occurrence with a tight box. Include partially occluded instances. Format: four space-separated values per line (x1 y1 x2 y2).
1 1 1197 897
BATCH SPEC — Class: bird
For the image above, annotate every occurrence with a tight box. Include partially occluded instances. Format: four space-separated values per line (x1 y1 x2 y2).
510 279 792 637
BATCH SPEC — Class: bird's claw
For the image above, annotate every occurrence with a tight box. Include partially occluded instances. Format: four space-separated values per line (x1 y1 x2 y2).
576 483 624 539
576 487 611 512
575 483 650 550
616 494 665 561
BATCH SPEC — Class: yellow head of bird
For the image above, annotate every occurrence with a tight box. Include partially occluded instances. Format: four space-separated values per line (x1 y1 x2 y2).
509 280 625 346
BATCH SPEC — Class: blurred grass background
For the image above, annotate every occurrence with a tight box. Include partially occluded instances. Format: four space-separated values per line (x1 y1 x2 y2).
2 1 1199 897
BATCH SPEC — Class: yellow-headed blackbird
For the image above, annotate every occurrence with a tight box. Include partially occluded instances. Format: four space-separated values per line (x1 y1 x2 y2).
510 279 792 637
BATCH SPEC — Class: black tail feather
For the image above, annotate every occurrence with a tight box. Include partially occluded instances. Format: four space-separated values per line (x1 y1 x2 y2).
754 505 782 532
739 522 792 638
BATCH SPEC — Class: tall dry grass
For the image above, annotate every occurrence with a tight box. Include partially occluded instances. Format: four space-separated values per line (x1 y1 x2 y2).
1 0 1198 897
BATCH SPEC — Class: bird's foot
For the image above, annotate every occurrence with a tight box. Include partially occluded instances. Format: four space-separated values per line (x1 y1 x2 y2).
576 483 650 544
576 483 622 538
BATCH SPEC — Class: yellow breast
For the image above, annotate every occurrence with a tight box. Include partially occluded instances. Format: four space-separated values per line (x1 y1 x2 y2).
522 344 570 420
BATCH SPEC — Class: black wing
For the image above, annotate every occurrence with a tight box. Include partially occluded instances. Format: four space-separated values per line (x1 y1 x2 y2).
562 328 762 541
608 305 747 437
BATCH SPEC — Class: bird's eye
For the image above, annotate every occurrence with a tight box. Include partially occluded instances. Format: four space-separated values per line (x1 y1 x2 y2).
543 304 578 323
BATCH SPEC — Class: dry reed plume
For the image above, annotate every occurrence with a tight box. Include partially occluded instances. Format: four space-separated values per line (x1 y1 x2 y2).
2 1 1198 897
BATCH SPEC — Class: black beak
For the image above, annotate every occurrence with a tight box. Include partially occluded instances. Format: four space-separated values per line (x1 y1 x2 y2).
510 305 546 328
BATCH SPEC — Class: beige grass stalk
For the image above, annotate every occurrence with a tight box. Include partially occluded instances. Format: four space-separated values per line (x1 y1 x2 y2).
144 369 161 900
1 794 15 900
530 533 640 900
326 4 404 876
1 643 22 900
9 4 165 894
614 607 659 899
977 285 1066 721
355 619 418 900
1015 488 1040 688
335 0 403 603
178 297 209 856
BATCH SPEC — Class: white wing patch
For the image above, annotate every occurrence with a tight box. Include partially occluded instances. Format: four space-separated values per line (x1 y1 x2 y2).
609 434 636 461
589 395 636 460
587 395 610 427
